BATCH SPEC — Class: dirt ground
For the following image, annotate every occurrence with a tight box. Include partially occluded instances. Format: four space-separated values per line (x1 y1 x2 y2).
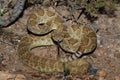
0 1 120 80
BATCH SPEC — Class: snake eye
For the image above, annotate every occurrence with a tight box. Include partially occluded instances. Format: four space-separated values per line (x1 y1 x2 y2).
39 23 44 25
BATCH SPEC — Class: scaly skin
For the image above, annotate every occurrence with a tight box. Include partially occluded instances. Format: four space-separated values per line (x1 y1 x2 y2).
52 25 97 61
27 8 97 61
18 8 96 74
18 34 90 74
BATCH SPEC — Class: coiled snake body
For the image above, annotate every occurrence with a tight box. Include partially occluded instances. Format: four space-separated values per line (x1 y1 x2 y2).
18 8 97 74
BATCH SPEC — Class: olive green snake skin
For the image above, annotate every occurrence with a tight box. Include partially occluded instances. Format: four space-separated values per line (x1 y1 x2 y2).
18 33 90 74
18 8 97 74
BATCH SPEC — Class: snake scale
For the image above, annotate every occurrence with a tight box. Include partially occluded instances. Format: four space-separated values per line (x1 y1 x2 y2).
18 8 97 74
0 0 97 74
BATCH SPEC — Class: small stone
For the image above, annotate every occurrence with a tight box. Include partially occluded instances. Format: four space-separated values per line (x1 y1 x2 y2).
88 64 98 75
115 76 120 80
97 70 107 77
15 74 26 80
98 77 106 80
97 35 103 45
90 23 99 33
0 71 15 80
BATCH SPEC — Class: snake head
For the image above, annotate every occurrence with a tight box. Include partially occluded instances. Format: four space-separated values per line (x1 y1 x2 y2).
51 31 64 44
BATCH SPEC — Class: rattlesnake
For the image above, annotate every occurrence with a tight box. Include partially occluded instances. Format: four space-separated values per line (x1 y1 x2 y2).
52 24 97 61
18 34 90 74
18 8 97 73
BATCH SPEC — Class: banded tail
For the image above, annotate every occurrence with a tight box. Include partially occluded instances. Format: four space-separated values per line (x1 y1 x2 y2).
61 51 83 62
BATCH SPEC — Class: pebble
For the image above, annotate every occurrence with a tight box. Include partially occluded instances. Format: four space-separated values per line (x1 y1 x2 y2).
97 35 103 45
115 76 120 80
97 70 107 77
90 23 99 33
15 74 26 80
97 70 107 80
0 71 26 80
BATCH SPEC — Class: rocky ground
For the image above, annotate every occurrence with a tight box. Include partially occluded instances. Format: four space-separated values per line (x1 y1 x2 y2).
0 1 120 80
